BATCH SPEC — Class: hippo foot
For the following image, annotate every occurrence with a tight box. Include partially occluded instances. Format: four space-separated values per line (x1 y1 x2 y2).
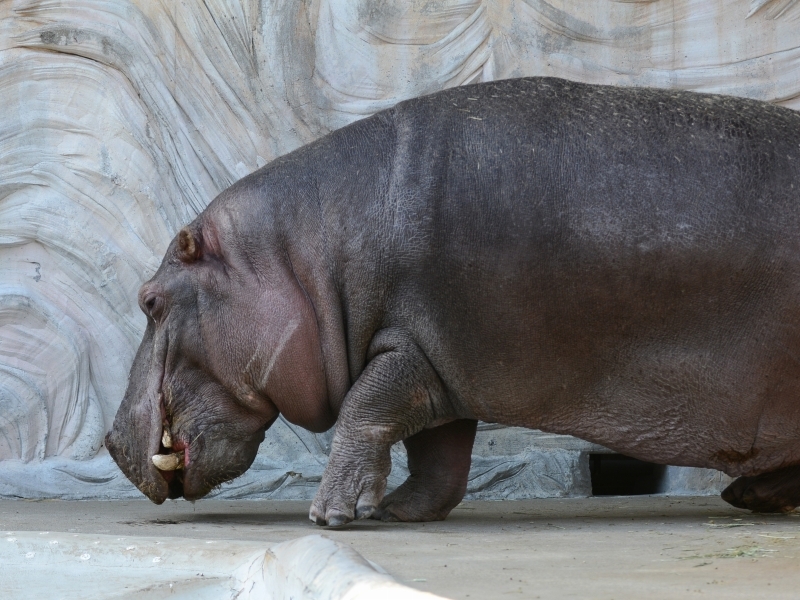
372 419 478 522
309 440 392 527
371 482 452 522
721 464 800 513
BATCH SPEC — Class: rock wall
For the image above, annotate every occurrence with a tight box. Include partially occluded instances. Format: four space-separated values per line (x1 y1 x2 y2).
0 0 796 498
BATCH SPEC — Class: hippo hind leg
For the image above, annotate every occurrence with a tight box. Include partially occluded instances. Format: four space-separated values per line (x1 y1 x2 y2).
721 464 800 513
372 419 478 522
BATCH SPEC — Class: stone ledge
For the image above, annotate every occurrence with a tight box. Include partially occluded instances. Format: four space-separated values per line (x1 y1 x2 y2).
1 531 448 600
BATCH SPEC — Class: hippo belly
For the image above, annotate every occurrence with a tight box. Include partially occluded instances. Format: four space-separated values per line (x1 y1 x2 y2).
408 149 800 476
106 77 800 524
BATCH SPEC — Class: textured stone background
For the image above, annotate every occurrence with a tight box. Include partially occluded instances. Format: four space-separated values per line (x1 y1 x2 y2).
0 0 797 499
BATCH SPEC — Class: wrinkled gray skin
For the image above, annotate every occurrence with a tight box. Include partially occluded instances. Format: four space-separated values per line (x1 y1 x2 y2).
106 77 800 526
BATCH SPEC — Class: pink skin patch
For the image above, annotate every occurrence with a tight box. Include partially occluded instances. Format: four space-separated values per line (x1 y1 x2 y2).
172 439 189 468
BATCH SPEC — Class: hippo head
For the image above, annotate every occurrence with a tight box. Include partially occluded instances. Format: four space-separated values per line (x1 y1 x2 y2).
105 213 332 503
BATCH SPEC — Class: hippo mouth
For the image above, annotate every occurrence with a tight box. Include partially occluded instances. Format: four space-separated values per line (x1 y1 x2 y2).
150 410 188 500
107 320 275 504
148 382 205 502
145 381 274 502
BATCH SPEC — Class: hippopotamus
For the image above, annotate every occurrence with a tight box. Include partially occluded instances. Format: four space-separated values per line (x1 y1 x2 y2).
105 77 800 526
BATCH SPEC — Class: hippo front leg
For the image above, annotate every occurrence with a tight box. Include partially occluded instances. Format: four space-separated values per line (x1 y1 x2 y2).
373 419 477 522
310 330 445 527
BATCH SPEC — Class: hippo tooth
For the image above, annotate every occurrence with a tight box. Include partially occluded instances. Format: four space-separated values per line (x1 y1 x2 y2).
152 452 183 471
161 428 173 449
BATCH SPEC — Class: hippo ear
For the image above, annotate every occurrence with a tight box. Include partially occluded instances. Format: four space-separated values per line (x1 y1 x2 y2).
177 227 202 263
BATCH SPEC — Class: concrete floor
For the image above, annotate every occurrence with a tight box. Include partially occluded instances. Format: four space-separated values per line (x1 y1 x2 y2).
1 497 798 599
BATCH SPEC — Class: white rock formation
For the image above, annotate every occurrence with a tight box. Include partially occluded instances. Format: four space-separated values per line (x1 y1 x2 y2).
2 532 447 599
0 0 795 497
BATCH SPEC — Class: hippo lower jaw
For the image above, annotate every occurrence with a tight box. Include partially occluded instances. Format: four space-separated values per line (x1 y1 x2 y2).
154 417 273 503
158 467 186 500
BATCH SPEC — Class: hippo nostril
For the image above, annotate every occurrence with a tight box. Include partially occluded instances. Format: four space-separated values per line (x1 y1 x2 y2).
145 296 156 311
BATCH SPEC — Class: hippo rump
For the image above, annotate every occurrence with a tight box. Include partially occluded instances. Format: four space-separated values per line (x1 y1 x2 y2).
105 77 800 526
